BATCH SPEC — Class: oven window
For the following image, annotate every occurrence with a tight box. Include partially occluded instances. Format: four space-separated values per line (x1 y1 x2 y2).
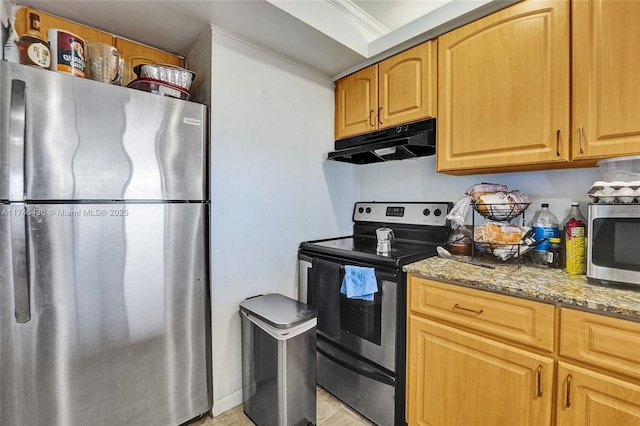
592 218 640 271
339 291 382 345
305 262 388 348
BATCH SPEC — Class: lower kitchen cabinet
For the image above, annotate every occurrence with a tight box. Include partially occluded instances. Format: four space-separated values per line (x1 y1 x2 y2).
407 315 554 426
406 275 640 426
557 308 640 426
407 276 555 426
556 362 640 426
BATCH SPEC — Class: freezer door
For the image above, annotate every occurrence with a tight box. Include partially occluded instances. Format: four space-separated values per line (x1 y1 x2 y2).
0 71 8 201
0 204 12 300
0 203 211 426
0 61 207 202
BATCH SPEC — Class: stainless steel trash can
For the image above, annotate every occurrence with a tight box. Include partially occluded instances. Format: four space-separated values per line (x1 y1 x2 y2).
240 293 318 426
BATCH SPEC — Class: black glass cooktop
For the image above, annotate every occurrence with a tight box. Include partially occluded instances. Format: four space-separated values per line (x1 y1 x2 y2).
299 236 438 268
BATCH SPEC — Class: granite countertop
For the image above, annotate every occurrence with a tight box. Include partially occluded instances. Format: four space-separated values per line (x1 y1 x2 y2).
404 257 640 320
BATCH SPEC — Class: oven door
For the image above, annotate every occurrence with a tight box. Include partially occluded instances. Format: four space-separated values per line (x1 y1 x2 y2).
298 255 397 373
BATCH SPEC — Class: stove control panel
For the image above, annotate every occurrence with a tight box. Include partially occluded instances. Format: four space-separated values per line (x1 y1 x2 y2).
353 202 452 227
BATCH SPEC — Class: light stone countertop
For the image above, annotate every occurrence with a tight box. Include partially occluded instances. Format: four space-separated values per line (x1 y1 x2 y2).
403 257 640 320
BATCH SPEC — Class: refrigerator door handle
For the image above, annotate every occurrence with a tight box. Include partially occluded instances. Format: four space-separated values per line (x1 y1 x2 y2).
9 79 26 201
11 209 31 323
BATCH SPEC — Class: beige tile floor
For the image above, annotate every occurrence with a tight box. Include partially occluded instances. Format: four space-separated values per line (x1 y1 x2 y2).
190 386 374 425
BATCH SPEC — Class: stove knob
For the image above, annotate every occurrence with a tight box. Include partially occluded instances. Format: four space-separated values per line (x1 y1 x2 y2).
358 207 364 213
366 207 372 214
423 208 430 216
434 209 442 217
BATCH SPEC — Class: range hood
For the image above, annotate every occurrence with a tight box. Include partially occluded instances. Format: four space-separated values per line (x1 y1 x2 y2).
328 118 436 164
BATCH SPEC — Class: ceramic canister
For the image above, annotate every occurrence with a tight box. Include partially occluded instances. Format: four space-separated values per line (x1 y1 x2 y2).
48 29 86 77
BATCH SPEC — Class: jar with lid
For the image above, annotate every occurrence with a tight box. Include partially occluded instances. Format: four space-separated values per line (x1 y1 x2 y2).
17 12 51 69
546 237 563 269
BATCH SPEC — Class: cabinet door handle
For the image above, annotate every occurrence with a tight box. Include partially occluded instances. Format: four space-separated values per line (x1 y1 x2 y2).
453 304 483 315
556 130 561 156
378 106 383 125
565 374 572 408
536 365 543 397
578 126 584 153
369 110 375 127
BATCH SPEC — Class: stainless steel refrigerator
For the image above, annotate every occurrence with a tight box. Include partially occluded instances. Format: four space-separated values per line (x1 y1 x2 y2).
0 61 211 426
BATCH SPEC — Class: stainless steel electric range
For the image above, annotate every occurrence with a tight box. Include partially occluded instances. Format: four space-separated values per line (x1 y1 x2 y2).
298 201 452 426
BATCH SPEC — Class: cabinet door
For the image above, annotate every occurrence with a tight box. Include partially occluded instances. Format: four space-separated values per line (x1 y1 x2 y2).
557 362 640 426
14 7 114 45
572 0 640 160
115 38 184 87
437 0 570 175
378 42 436 129
407 315 554 426
334 65 378 140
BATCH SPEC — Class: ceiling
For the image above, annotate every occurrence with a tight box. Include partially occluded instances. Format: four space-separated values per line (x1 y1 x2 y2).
15 0 517 79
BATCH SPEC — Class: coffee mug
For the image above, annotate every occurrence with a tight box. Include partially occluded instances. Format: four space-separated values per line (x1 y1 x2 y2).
86 42 123 85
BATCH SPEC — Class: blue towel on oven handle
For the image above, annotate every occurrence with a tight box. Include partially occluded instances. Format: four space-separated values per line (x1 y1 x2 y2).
340 265 378 301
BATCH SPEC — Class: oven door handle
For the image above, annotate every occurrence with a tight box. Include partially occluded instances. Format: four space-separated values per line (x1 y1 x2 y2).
299 253 314 263
301 254 397 282
317 346 395 387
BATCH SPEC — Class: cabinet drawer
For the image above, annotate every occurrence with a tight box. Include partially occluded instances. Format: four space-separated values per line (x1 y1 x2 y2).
560 308 640 380
409 277 555 351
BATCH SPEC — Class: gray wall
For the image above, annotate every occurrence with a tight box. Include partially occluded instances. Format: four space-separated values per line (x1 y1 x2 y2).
359 155 600 225
205 27 359 414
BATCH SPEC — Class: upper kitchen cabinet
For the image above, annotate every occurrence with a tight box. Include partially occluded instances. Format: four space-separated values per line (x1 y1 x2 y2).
115 37 185 87
437 0 570 175
571 0 640 160
13 6 113 45
334 42 437 140
334 65 378 140
378 42 437 132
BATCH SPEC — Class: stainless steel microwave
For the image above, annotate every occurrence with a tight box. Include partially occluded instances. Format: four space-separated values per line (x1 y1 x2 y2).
588 203 640 287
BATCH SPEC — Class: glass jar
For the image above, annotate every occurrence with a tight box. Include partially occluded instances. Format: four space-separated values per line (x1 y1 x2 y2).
547 237 563 269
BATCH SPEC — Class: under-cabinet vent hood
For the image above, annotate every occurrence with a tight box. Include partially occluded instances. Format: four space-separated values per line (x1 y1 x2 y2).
328 118 436 164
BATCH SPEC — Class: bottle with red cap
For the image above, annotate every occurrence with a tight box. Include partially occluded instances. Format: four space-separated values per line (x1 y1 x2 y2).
563 202 587 274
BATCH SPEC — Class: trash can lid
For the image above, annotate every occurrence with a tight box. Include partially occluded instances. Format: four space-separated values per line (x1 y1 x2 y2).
239 293 318 329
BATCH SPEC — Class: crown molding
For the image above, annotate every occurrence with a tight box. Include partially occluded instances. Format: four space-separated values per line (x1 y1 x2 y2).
209 24 334 82
326 0 390 38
